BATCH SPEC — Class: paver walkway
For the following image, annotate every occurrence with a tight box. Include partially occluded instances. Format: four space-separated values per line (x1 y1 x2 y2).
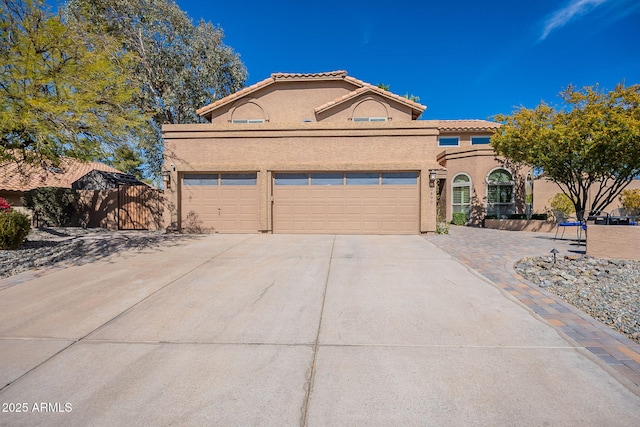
425 226 640 388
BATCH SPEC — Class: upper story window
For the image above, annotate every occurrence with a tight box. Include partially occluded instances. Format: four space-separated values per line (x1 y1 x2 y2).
353 117 387 122
231 119 265 124
438 136 459 147
471 136 491 145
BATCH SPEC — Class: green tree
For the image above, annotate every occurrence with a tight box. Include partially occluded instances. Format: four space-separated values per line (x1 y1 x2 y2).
0 0 146 169
620 189 640 215
64 0 247 179
104 145 144 179
376 83 420 102
491 83 640 220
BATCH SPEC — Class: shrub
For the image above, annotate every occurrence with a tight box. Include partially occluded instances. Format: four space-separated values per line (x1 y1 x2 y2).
22 187 79 226
549 193 575 216
620 189 640 215
0 210 31 249
436 220 450 234
451 212 466 225
0 197 10 212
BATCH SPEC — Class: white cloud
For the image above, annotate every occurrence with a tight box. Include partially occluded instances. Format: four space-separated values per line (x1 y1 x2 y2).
540 0 608 40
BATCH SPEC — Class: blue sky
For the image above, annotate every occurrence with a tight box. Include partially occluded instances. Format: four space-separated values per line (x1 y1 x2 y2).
176 0 639 121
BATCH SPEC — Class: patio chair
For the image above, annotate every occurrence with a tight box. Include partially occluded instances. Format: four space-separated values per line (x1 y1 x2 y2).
553 210 586 242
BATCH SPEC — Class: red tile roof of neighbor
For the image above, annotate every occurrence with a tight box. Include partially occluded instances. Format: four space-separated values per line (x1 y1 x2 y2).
0 157 122 192
196 70 427 119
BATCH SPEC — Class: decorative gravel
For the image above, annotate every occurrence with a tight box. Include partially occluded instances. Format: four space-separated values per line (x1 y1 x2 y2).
0 227 191 279
515 255 640 343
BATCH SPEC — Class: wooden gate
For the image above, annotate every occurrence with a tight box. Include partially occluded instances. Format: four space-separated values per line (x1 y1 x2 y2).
118 185 149 230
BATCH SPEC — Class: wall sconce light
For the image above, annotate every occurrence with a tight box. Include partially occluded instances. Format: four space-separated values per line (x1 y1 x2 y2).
161 170 171 189
429 170 437 187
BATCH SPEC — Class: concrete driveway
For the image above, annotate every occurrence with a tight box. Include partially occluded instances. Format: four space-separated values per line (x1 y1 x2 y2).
0 234 639 426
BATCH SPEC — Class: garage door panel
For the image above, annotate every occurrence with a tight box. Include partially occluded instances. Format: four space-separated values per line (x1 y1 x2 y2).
328 204 345 215
310 204 326 214
273 171 419 234
181 174 258 233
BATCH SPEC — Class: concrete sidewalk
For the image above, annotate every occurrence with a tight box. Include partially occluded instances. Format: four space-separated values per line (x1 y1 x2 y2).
0 234 639 426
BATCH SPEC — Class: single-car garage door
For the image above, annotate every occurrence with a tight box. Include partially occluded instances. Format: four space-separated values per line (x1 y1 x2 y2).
273 172 419 234
181 173 259 233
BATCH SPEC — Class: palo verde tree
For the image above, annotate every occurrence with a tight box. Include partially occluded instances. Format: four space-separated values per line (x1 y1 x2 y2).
0 0 146 170
64 0 247 179
491 83 640 220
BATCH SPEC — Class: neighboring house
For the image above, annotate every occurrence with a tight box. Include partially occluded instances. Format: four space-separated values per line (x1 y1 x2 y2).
0 157 123 214
0 157 163 230
71 170 148 190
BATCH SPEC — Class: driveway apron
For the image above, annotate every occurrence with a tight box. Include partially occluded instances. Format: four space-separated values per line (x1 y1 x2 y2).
0 234 639 426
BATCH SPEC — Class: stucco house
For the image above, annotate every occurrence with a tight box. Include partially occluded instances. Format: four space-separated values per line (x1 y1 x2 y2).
162 70 527 234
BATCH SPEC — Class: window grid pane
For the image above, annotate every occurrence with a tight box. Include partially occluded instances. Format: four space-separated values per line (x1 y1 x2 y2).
275 173 309 186
183 174 218 186
311 173 344 185
346 172 379 185
221 173 257 185
382 172 417 185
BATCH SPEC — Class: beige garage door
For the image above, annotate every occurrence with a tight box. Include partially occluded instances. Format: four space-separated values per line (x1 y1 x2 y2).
181 173 259 233
273 172 419 234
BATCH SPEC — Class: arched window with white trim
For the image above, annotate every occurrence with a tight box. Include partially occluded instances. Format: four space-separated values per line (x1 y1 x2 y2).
452 173 471 219
486 168 514 218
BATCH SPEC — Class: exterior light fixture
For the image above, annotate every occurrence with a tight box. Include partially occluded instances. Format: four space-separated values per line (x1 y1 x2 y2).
429 170 437 187
161 170 171 189
550 248 559 264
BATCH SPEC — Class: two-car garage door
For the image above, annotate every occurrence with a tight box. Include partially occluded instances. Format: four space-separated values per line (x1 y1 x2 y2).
181 171 420 234
272 172 419 234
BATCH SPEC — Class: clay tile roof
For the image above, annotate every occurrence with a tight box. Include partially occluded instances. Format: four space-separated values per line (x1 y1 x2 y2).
195 75 274 117
271 70 348 80
196 70 427 120
0 157 122 192
438 119 501 132
313 75 426 120
343 76 426 112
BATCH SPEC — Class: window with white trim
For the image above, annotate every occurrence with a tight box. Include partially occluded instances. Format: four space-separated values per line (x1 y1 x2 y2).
353 117 387 122
452 174 471 218
486 168 514 218
438 136 459 147
471 136 491 145
231 119 265 124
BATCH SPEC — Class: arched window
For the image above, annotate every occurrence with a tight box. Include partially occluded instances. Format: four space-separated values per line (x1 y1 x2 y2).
486 168 514 218
452 173 471 219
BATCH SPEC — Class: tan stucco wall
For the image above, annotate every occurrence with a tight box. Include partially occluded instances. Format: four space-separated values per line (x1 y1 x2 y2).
163 121 441 233
587 225 640 261
208 80 413 124
533 178 640 215
436 142 530 225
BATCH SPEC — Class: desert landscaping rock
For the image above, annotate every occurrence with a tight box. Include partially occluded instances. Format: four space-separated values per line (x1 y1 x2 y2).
515 255 640 343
